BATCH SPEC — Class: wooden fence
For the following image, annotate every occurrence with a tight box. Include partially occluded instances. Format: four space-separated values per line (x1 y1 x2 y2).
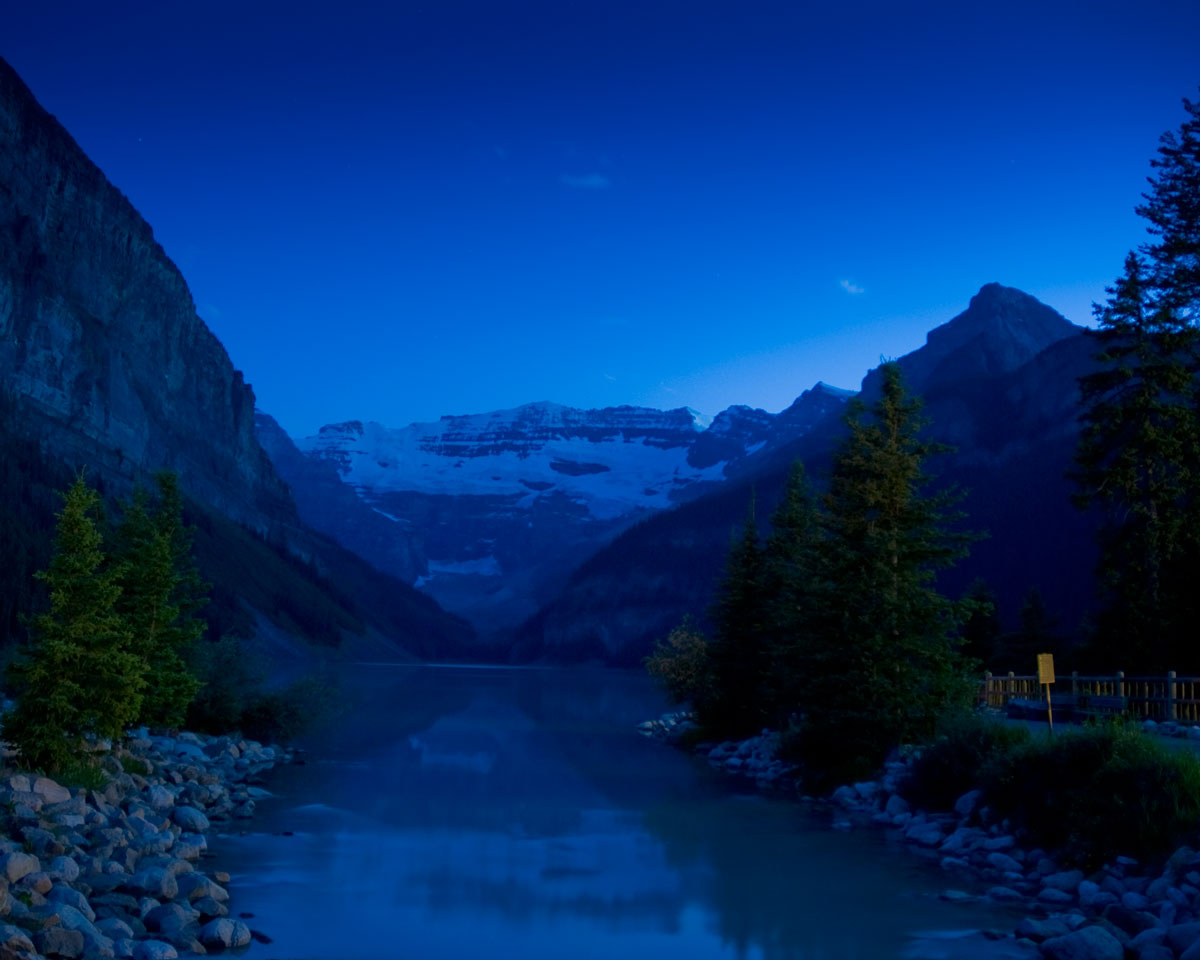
981 671 1200 723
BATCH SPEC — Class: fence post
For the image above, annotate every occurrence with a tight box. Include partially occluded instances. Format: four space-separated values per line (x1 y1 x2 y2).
1169 670 1177 721
984 671 993 706
1071 671 1078 698
1007 671 1015 700
1116 670 1125 699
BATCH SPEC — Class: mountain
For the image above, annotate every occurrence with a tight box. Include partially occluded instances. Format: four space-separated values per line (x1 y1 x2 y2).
264 391 850 635
513 284 1100 665
0 55 471 659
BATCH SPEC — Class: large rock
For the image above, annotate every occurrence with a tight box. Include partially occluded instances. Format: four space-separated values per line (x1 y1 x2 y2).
132 942 177 960
986 852 1022 873
171 806 209 833
0 853 39 884
1165 921 1200 955
124 867 178 901
45 885 95 922
34 926 85 959
1044 870 1085 893
198 919 236 950
31 778 71 805
954 789 983 817
1040 926 1124 960
145 786 174 812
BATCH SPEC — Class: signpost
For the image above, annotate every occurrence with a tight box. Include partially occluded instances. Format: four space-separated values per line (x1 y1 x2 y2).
1038 653 1056 735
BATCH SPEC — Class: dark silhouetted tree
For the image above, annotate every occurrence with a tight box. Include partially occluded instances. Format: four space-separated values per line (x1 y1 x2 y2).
3 475 144 771
798 363 976 781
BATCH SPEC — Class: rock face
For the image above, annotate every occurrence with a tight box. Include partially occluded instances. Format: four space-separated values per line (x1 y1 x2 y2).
0 56 292 534
514 285 1097 663
266 391 850 633
0 56 472 658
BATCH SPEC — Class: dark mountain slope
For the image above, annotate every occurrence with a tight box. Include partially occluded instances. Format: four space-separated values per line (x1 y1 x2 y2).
515 287 1100 665
0 56 471 658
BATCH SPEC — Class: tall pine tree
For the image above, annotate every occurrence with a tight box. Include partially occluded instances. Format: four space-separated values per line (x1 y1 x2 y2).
3 474 145 771
760 462 824 726
703 496 768 734
1075 256 1200 670
799 363 974 780
113 476 203 729
1075 91 1200 671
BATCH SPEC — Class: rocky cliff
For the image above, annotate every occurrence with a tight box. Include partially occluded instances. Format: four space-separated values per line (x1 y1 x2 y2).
0 56 472 658
0 57 294 533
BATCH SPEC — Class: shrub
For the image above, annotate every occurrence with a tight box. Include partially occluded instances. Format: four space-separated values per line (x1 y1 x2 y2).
900 712 1030 811
981 721 1200 866
645 619 715 708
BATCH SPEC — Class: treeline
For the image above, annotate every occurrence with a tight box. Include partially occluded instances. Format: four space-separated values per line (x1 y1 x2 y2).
4 472 205 771
649 363 978 784
2 472 333 775
648 87 1200 782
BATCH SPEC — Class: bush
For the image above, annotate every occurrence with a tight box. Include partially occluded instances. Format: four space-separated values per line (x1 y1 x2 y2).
645 619 714 707
901 712 1030 811
981 721 1200 866
239 674 340 744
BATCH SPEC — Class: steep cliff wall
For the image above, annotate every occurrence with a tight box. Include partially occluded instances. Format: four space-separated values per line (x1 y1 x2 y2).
0 56 293 534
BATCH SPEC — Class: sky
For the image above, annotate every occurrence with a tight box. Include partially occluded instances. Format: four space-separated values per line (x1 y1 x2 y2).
4 1 1200 438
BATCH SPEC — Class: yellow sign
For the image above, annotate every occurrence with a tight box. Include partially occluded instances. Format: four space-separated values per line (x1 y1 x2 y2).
1037 653 1055 686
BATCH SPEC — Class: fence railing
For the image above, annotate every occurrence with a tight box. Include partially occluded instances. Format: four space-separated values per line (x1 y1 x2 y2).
981 671 1200 723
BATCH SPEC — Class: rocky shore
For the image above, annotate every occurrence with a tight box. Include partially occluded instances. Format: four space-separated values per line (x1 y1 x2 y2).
0 729 288 960
639 711 1200 960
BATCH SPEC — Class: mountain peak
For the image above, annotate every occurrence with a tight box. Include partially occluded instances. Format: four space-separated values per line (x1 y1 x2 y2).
863 285 1083 397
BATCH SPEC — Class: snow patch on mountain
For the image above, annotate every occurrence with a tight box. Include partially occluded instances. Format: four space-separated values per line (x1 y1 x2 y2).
300 401 729 522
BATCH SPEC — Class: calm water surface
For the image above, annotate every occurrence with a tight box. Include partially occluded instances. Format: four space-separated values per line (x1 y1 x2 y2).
214 665 1030 960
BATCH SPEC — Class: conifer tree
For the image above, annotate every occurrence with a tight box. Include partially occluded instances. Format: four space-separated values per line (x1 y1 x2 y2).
959 578 1000 668
799 363 974 778
760 461 824 725
1075 92 1200 671
113 479 203 728
3 474 144 771
1136 91 1200 319
703 496 768 734
1074 254 1200 669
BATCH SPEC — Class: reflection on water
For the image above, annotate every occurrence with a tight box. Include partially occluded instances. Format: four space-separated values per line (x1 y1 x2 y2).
214 666 1029 959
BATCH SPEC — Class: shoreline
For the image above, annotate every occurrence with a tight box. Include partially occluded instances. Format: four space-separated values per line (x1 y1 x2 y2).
641 710 1200 960
0 729 290 959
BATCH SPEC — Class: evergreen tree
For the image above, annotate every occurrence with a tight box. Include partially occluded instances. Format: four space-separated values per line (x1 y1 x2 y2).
1074 254 1200 670
760 461 824 725
703 496 768 734
799 363 975 780
3 474 144 771
959 578 1000 668
113 477 203 728
1136 91 1200 319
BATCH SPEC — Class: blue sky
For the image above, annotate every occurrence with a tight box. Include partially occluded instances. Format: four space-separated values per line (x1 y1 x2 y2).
5 1 1200 437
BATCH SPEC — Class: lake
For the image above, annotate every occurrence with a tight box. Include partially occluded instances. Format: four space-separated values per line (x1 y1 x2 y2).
214 664 1031 959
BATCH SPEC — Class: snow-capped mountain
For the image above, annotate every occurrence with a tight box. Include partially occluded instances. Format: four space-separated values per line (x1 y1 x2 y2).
260 388 851 636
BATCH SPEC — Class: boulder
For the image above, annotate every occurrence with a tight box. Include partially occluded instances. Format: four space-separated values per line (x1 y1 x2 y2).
1103 904 1157 936
145 786 174 812
34 926 85 959
1015 917 1069 942
0 924 34 954
198 918 237 949
1044 870 1085 893
171 806 209 833
1040 926 1124 960
954 789 983 818
906 824 944 847
45 885 96 922
1039 888 1075 905
885 794 910 817
124 867 178 900
987 852 1022 873
31 778 71 805
47 857 79 883
0 853 39 884
132 942 177 960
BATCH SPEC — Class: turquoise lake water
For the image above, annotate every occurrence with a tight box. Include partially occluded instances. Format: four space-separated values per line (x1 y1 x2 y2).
212 664 1032 959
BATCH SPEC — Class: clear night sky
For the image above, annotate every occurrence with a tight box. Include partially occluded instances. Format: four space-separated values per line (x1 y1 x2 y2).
5 1 1199 437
